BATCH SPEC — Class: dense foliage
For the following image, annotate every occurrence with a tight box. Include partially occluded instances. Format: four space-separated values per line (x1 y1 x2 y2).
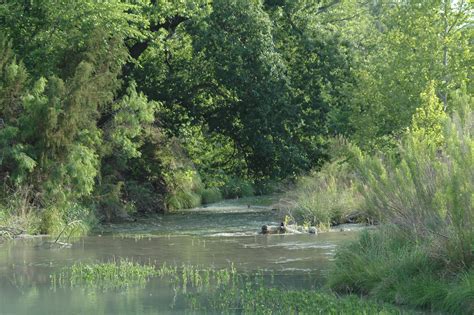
286 80 473 313
0 1 472 235
0 1 472 313
328 100 473 313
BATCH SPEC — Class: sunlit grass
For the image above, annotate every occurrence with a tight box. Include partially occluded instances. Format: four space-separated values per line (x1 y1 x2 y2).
51 259 157 290
51 259 410 314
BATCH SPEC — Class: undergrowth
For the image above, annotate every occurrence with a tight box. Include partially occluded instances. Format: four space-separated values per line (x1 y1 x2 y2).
286 155 365 230
329 228 473 314
329 92 473 314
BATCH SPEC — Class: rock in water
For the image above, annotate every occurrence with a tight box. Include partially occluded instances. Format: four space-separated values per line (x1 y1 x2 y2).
308 226 318 234
262 224 303 234
261 225 281 234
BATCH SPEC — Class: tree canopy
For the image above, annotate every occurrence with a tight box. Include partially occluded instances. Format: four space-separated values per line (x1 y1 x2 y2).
0 0 472 230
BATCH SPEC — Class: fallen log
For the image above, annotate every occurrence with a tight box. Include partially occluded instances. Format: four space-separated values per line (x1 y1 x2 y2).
280 225 302 234
261 225 282 234
261 223 316 235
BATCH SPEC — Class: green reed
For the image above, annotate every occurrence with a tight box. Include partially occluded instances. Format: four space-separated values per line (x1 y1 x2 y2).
50 259 410 314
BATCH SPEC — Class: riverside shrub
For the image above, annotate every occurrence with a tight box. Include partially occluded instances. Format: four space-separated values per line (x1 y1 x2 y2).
330 100 473 314
287 160 363 229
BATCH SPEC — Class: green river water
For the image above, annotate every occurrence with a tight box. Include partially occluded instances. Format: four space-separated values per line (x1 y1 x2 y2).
0 199 365 314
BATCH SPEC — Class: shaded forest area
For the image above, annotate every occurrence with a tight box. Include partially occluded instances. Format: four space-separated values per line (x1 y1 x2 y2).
0 0 472 235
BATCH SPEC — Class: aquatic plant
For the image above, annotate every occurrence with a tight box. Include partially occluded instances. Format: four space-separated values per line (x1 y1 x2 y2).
51 260 240 292
186 274 410 314
50 260 413 313
51 259 158 291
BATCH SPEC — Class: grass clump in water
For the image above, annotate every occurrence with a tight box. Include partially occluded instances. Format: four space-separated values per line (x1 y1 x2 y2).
51 259 158 290
186 272 410 314
51 261 239 292
234 290 408 315
51 261 411 313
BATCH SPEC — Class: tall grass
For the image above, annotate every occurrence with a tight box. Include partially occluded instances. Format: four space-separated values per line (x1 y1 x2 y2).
329 228 473 314
0 185 41 234
165 169 204 211
352 105 473 269
330 103 473 313
0 183 95 237
287 159 364 229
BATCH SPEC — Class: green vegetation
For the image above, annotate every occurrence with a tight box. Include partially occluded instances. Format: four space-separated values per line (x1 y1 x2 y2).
282 88 473 313
0 0 472 313
200 187 223 205
286 157 363 230
52 260 239 292
326 97 473 314
194 288 410 315
329 229 473 314
52 260 407 314
222 177 256 199
51 259 158 290
0 0 471 231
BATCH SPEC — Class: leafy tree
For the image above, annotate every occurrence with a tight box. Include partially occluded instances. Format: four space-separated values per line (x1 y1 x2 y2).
0 0 472 230
0 34 32 184
190 0 315 178
349 0 473 151
410 81 448 148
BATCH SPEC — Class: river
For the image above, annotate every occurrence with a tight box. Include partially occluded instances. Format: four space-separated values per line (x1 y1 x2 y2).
0 198 363 314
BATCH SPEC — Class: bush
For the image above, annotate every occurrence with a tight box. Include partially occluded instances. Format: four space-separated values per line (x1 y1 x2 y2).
287 160 363 229
253 179 282 195
39 207 63 235
222 177 255 199
201 187 223 204
352 104 473 268
163 165 205 211
166 190 202 211
329 96 473 314
125 181 161 213
329 228 473 314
